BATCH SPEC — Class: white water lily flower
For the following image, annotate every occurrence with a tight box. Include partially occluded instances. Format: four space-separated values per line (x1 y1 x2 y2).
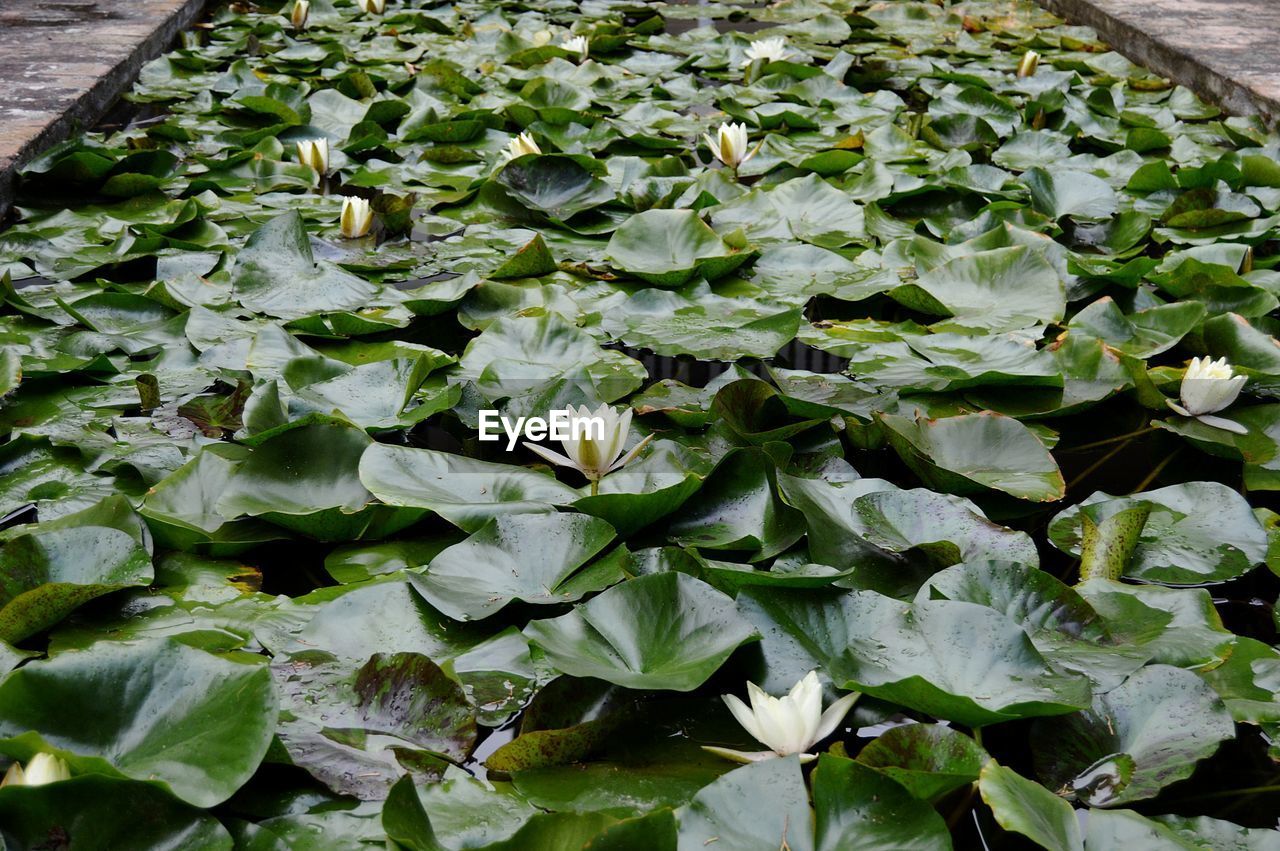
1167 356 1248 434
340 196 373 239
1 754 71 788
524 403 653 489
563 34 589 61
357 0 385 14
291 0 309 29
702 121 757 169
741 36 792 67
295 138 329 174
1017 49 1040 78
704 671 858 764
500 131 541 163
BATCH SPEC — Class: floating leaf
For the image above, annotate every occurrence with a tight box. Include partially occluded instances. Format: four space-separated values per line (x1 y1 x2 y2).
0 639 276 807
676 757 813 851
1050 483 1268 585
605 209 752 287
359 444 578 532
231 211 378 320
979 762 1083 851
0 499 152 642
856 724 990 800
1031 665 1235 806
271 650 477 799
524 573 759 692
0 776 233 850
739 588 1092 726
880 411 1066 501
813 755 952 851
415 513 618 620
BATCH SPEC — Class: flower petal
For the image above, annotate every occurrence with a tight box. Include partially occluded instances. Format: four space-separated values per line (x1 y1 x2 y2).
812 691 860 744
701 746 777 763
741 138 764 165
606 433 654 474
524 442 578 470
1 763 24 788
746 684 793 753
790 672 823 750
723 693 765 745
702 133 719 161
1195 414 1249 435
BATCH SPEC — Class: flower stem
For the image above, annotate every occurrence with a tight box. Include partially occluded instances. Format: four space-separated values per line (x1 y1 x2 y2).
1064 426 1157 453
590 479 599 497
1132 448 1182 493
1065 438 1133 491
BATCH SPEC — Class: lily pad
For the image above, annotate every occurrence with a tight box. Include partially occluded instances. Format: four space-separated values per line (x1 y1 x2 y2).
979 761 1082 851
891 245 1065 332
231 211 379 321
524 572 760 692
359 444 579 532
415 513 619 620
271 650 477 799
605 209 753 287
0 776 233 851
880 411 1066 502
0 638 276 807
813 755 952 851
855 724 990 800
676 757 813 851
0 499 152 642
739 587 1092 726
1048 482 1269 585
1031 665 1235 806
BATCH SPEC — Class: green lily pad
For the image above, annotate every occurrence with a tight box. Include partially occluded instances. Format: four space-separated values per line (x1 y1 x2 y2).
599 286 803 361
457 313 647 403
667 448 805 561
890 245 1065 332
979 761 1082 851
855 724 990 800
1199 636 1280 725
231 211 379 321
605 209 753 287
271 650 477 799
0 498 152 642
415 513 619 620
812 755 952 851
880 411 1066 502
739 587 1092 726
359 444 579 532
523 572 760 692
1031 665 1235 806
0 638 276 807
677 757 813 851
0 776 233 851
491 155 615 222
1049 482 1269 585
1025 167 1118 221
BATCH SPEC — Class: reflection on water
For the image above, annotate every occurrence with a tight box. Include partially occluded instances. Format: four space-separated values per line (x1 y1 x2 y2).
661 0 779 36
615 339 851 386
462 722 517 781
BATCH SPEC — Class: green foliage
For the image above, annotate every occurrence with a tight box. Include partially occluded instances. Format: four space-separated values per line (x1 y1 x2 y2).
1 0 1279 845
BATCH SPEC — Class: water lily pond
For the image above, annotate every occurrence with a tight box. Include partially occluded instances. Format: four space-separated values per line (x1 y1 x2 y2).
1 0 1280 846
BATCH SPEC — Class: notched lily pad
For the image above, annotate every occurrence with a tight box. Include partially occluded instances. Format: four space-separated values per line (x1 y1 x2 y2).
523 572 760 692
605 209 754 287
